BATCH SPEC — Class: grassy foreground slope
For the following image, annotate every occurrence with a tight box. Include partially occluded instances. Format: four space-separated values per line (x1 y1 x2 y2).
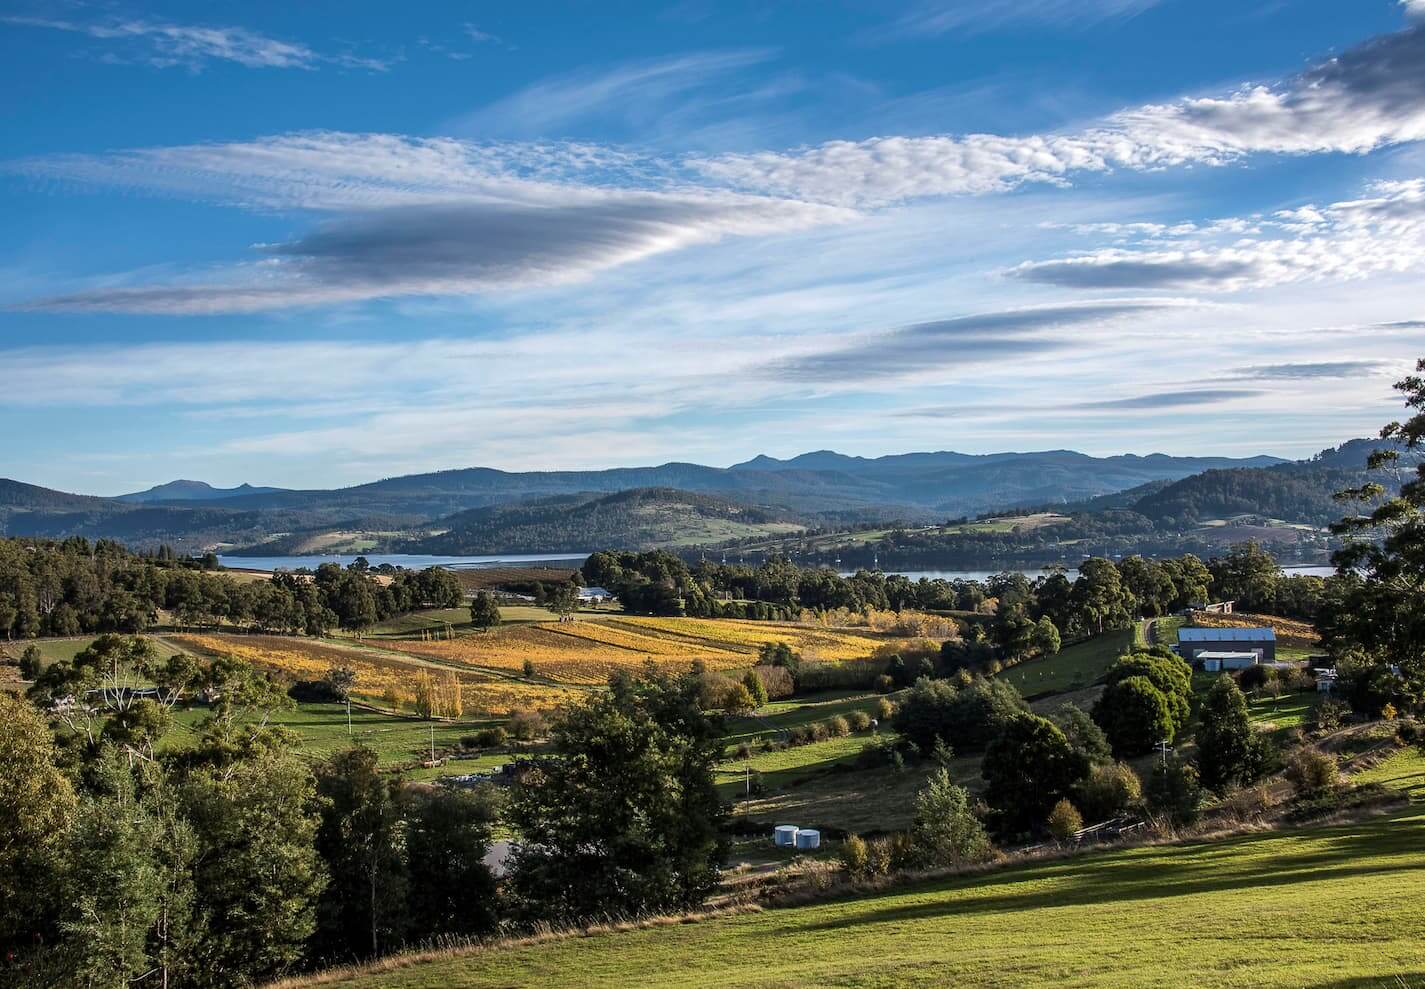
308 801 1425 989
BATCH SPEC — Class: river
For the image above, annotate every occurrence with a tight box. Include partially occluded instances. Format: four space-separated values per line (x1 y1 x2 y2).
218 553 1337 582
217 552 589 572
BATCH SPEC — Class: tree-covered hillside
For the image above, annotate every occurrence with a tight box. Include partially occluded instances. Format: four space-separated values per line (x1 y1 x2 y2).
408 487 806 554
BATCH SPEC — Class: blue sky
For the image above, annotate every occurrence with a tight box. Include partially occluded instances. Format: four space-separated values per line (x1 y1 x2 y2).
3 0 1424 494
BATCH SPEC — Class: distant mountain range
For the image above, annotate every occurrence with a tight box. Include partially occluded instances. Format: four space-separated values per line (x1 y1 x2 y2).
0 444 1336 555
116 480 287 503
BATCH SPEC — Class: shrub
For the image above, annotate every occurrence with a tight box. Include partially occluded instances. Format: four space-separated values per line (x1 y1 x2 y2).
742 670 769 708
874 674 895 694
1237 665 1278 691
1074 762 1142 822
848 710 872 731
910 768 994 868
826 715 851 737
752 665 795 700
1146 757 1202 828
1285 749 1339 797
508 708 546 741
1221 784 1275 821
865 833 916 877
1308 696 1351 735
856 734 898 769
875 697 894 722
1047 799 1083 844
840 834 870 878
1398 720 1422 744
464 726 507 749
732 741 752 760
789 725 814 746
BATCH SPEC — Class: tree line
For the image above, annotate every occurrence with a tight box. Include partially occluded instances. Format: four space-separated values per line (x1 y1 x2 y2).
0 539 462 639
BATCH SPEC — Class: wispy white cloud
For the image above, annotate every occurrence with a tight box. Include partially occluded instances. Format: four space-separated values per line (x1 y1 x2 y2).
693 27 1425 206
1008 178 1425 291
456 49 777 137
1405 0 1425 20
2 14 388 71
882 0 1163 39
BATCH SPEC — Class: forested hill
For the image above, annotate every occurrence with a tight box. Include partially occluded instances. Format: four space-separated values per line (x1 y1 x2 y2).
404 487 806 555
1125 465 1364 527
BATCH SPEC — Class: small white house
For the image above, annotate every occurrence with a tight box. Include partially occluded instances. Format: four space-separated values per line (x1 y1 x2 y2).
1198 650 1261 672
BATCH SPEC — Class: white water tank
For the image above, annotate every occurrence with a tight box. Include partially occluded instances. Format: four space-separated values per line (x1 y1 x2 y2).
794 829 821 850
774 825 799 846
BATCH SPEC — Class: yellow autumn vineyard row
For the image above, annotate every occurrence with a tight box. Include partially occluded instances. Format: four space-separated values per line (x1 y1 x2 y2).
174 634 581 714
383 622 753 684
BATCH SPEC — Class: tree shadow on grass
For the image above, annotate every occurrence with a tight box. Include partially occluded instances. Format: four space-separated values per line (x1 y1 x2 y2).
1300 977 1425 989
792 815 1425 933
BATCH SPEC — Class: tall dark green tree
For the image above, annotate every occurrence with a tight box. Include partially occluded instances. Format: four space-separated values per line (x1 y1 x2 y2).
1328 358 1425 710
312 747 409 962
403 787 501 940
1196 675 1268 794
469 591 503 630
509 666 727 924
981 713 1089 835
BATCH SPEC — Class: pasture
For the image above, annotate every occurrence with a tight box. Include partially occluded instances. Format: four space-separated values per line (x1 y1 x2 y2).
288 776 1425 989
166 701 510 771
997 624 1141 697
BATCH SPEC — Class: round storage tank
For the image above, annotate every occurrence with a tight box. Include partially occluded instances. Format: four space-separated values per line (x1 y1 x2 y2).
774 825 799 847
794 829 821 850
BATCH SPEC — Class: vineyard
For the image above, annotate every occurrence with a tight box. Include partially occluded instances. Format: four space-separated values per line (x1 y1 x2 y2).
382 622 750 684
604 616 887 661
172 634 581 714
1185 611 1321 649
162 614 893 714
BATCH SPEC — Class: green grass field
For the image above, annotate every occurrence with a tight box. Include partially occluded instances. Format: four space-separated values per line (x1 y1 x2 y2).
998 625 1140 698
716 732 882 795
167 702 508 770
0 633 202 671
309 771 1425 989
722 692 886 746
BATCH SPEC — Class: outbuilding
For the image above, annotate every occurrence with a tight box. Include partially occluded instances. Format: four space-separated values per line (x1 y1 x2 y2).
1197 651 1260 672
1175 627 1276 666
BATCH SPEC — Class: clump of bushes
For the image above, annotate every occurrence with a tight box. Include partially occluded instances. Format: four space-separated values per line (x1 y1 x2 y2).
1046 799 1083 844
751 665 795 700
1284 749 1339 798
462 726 508 749
797 658 889 694
848 710 872 732
1073 762 1142 822
1308 695 1351 735
893 676 1026 753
